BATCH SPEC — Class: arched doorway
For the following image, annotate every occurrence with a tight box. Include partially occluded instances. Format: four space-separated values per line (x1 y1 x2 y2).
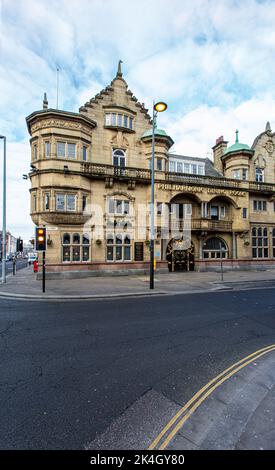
166 238 195 272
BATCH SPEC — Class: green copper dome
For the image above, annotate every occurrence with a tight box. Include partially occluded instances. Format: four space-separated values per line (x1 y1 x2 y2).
224 130 251 155
142 128 169 138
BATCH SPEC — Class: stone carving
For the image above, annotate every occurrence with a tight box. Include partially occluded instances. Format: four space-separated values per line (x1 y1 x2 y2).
31 119 92 135
265 140 274 154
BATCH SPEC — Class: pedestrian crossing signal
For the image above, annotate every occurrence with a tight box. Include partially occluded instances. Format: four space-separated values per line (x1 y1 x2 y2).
35 227 46 251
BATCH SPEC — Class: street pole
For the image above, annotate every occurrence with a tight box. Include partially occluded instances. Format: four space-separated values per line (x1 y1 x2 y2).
0 135 6 283
42 251 46 293
150 105 156 290
220 243 224 282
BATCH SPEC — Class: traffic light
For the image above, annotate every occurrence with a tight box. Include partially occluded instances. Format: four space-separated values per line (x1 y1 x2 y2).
35 227 47 251
16 238 23 252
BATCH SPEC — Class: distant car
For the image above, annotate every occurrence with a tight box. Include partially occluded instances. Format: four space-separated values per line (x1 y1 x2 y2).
28 253 37 265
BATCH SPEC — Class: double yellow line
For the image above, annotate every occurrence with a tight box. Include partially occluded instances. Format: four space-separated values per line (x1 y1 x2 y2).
148 344 275 450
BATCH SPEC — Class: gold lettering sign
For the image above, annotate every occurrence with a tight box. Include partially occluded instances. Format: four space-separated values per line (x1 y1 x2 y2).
157 182 246 197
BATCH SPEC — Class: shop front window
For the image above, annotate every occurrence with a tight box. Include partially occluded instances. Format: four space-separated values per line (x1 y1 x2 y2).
106 233 131 262
203 237 228 259
62 232 90 262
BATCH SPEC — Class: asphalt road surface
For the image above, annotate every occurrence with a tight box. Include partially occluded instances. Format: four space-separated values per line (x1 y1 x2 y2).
1 288 275 449
0 259 28 277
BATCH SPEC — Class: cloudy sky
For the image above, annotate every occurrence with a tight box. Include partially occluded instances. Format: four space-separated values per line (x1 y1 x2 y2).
1 0 275 241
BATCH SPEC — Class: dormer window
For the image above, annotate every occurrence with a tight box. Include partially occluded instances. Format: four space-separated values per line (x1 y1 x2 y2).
105 113 134 130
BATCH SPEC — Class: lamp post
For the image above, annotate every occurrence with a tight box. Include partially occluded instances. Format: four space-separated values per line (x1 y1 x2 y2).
150 101 167 289
0 135 6 283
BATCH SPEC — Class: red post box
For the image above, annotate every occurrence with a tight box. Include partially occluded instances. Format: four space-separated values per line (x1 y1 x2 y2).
33 260 38 273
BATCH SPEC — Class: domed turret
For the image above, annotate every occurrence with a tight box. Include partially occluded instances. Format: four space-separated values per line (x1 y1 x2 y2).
223 130 251 155
221 130 254 180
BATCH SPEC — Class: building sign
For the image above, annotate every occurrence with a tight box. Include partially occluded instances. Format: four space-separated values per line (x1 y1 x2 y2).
157 183 246 197
134 242 144 261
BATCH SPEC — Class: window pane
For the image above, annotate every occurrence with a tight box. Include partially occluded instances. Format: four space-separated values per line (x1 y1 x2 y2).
184 163 190 173
82 146 87 161
124 201 129 214
72 233 80 244
108 199 115 213
124 246 131 260
63 246 71 262
56 194 65 211
115 246 122 260
72 246 80 261
83 234 89 245
45 142 50 158
169 161 176 172
117 114 123 126
107 234 114 244
116 235 122 244
67 143 76 159
105 114 111 125
63 233 70 244
111 113 116 125
157 158 163 171
57 142 65 157
82 195 87 211
67 195 76 211
124 115 128 127
107 246 113 260
45 193 50 210
177 162 182 173
82 246 89 261
129 117 133 129
116 201 122 214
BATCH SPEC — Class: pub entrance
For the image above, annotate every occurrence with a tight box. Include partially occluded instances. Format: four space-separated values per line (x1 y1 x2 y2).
166 238 195 272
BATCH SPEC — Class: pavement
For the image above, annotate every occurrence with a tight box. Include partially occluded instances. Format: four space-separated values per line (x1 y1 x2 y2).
1 264 275 299
86 347 275 450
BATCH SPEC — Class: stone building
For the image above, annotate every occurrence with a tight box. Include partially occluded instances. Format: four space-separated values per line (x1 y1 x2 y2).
26 63 275 276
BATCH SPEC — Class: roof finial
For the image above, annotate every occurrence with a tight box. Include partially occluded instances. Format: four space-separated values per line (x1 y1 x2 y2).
43 92 48 110
265 121 271 132
117 60 123 77
235 129 239 143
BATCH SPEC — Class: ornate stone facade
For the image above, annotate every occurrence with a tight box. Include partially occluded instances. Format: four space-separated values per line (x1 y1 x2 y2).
26 64 275 276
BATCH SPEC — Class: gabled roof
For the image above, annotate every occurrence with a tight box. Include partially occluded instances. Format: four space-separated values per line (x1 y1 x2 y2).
79 61 152 123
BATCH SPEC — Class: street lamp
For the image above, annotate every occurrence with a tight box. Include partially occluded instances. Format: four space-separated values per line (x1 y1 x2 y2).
0 135 6 283
150 101 168 289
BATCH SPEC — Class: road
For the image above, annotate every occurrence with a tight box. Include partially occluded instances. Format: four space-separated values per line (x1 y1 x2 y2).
0 259 28 277
0 288 275 449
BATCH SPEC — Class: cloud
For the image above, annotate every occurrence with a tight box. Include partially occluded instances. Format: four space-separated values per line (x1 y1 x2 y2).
1 0 275 237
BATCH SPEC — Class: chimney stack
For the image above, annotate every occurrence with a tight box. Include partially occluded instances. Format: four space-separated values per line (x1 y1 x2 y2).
212 136 228 174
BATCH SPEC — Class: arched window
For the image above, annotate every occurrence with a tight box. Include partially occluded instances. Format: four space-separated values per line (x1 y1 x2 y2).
63 233 70 244
62 232 90 262
202 237 228 259
255 168 264 183
252 226 269 258
113 149 126 168
106 233 131 262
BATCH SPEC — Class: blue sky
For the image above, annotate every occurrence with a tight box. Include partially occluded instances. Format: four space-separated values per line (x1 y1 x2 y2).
1 0 275 241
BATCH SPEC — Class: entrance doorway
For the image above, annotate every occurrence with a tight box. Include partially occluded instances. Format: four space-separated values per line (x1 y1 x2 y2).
166 239 195 272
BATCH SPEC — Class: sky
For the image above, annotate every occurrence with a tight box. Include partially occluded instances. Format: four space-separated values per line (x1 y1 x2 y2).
1 0 275 241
